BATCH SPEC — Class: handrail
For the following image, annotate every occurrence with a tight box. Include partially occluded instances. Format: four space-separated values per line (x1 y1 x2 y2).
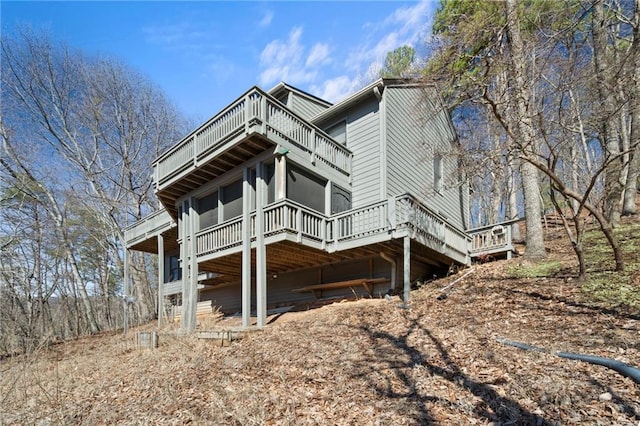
153 87 353 186
147 193 475 264
124 209 174 232
124 209 175 246
468 224 512 254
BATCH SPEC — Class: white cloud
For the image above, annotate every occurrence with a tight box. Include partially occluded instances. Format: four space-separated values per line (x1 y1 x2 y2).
259 10 274 28
306 43 330 67
257 1 435 102
259 27 330 87
312 75 362 104
331 0 434 91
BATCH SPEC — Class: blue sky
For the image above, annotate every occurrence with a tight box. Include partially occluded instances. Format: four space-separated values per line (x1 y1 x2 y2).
2 1 436 122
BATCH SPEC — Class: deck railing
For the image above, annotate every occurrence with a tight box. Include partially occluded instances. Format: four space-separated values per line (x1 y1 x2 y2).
468 222 513 257
330 200 389 241
394 195 471 258
124 209 175 246
127 192 489 265
188 195 471 263
154 87 352 187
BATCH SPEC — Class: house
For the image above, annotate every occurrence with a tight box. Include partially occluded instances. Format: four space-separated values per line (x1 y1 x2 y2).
123 78 509 332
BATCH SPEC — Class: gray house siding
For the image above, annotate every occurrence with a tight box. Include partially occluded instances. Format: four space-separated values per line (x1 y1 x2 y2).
288 93 330 121
318 97 381 208
199 256 397 313
385 85 465 230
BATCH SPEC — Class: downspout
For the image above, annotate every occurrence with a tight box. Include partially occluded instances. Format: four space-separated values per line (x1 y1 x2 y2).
379 252 396 293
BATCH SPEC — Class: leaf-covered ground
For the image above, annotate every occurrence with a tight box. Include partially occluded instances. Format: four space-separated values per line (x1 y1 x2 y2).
2 223 639 425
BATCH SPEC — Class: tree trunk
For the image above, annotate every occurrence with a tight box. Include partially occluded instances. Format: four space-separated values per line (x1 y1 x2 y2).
622 0 640 216
507 154 522 241
593 1 624 226
505 0 546 260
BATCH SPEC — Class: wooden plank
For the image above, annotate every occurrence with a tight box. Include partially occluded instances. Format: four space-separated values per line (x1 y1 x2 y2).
293 277 390 298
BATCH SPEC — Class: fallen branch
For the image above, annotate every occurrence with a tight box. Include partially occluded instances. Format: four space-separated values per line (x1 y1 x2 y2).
437 268 475 300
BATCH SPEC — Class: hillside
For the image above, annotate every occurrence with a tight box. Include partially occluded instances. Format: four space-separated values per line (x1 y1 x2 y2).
2 222 639 425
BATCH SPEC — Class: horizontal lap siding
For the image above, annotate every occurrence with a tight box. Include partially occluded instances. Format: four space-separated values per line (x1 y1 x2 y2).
385 86 466 230
347 100 381 207
290 94 330 121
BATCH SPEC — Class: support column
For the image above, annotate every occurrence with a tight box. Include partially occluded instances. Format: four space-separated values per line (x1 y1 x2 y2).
123 248 130 334
403 235 411 305
187 198 198 332
256 162 267 328
157 233 165 328
241 168 252 328
179 202 188 331
275 155 286 200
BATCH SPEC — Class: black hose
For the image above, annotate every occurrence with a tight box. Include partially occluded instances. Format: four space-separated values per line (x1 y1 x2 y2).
495 338 547 353
496 337 640 384
557 352 640 384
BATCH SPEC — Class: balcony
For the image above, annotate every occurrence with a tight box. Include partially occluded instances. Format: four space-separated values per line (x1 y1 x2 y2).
124 210 176 252
192 194 471 266
152 87 352 210
468 222 515 259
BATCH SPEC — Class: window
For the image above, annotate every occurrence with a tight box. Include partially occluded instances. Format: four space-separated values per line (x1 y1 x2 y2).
325 120 346 145
287 165 326 213
198 191 218 229
168 255 181 282
434 154 443 193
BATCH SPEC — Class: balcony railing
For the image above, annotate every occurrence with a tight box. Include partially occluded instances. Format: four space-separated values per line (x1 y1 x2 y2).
191 195 472 264
124 209 175 247
468 222 514 257
125 191 495 266
154 87 352 188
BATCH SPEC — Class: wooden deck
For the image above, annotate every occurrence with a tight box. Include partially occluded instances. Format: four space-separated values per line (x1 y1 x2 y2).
126 193 474 269
151 87 353 218
468 221 516 259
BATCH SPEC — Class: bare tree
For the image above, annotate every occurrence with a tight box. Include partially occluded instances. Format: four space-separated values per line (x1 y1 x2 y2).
1 28 184 348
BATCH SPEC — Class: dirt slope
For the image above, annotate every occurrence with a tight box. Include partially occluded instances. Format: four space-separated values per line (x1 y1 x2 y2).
2 235 639 424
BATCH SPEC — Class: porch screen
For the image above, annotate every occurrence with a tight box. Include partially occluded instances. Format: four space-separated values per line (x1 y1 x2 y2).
287 165 326 213
199 191 218 229
222 179 243 220
265 162 275 204
331 184 351 214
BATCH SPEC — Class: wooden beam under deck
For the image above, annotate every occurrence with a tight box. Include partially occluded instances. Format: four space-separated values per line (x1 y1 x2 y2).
195 237 453 291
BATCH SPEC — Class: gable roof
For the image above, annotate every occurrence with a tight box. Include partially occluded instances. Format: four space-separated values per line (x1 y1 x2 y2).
267 82 333 109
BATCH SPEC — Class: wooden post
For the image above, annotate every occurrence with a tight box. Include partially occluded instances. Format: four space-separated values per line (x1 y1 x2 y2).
241 168 252 328
256 162 267 328
157 233 165 328
276 155 286 200
179 201 187 331
123 248 129 335
187 198 198 333
310 128 316 164
403 235 410 305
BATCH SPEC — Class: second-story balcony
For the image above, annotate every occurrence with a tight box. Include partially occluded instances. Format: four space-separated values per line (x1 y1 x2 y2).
153 87 353 217
191 194 471 268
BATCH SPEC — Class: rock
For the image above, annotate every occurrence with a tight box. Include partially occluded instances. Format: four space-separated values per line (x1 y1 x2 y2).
599 392 613 402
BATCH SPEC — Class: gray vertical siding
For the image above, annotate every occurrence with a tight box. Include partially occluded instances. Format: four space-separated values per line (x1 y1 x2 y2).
385 86 466 230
